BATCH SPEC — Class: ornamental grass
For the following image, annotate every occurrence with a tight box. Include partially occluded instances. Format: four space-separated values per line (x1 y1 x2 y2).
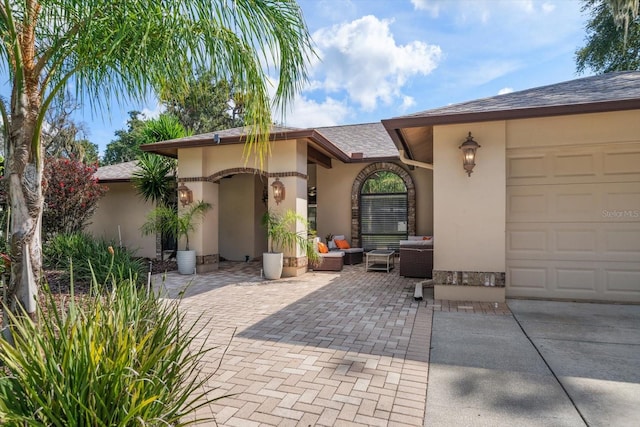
0 260 220 425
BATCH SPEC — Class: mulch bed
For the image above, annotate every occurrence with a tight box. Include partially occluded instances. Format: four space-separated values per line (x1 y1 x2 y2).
0 260 178 325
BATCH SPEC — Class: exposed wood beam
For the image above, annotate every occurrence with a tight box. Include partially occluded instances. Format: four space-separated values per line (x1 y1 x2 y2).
308 146 332 169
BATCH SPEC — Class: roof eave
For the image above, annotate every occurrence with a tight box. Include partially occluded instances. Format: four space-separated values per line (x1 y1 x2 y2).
383 98 640 130
141 128 356 163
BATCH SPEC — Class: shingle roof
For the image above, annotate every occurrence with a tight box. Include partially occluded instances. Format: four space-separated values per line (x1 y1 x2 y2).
315 122 398 158
95 160 139 182
392 71 640 121
152 125 301 145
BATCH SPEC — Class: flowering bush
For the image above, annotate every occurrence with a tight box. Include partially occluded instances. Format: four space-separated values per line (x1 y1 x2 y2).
43 157 107 236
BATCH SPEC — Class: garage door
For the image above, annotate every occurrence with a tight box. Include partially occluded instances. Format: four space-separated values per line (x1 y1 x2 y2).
506 142 640 302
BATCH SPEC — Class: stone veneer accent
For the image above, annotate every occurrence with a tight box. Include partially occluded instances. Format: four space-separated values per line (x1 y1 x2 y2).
196 254 219 271
433 270 506 288
284 256 308 268
350 162 416 248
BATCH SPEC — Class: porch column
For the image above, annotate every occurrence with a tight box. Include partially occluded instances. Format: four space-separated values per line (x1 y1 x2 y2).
179 147 219 273
269 139 308 277
188 180 219 273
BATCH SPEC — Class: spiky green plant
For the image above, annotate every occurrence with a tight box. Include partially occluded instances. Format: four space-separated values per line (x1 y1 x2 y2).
0 267 220 425
262 209 319 263
43 233 145 285
141 201 212 251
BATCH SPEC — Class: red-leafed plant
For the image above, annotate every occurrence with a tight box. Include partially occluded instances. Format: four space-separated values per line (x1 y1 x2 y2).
43 158 107 236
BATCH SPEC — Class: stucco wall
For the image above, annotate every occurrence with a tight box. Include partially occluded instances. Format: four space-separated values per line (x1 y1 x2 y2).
87 182 156 259
219 174 267 261
433 122 507 272
506 109 640 149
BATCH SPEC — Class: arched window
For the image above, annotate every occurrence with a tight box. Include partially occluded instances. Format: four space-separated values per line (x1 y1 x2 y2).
360 171 408 251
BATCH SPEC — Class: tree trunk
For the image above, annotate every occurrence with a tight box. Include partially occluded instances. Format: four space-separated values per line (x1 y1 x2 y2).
3 96 44 321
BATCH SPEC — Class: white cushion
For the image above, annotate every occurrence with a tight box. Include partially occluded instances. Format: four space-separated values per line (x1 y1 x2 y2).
341 247 363 253
321 251 344 258
400 237 433 246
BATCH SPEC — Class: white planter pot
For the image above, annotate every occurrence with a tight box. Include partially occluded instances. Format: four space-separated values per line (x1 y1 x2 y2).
263 252 283 280
176 250 196 275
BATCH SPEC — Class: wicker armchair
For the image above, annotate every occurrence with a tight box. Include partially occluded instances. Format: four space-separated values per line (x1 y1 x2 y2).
399 237 433 278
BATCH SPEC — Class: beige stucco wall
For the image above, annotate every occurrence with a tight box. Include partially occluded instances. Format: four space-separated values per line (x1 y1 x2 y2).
433 122 507 272
316 160 433 243
219 174 267 261
506 109 640 149
86 182 156 259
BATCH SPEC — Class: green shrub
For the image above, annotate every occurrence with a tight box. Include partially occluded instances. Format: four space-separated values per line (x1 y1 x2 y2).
0 272 220 425
44 233 145 284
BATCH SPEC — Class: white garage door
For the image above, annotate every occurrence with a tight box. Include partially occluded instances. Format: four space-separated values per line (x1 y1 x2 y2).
506 142 640 302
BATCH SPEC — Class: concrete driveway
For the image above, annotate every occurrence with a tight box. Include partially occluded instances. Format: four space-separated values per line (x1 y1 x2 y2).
426 299 640 427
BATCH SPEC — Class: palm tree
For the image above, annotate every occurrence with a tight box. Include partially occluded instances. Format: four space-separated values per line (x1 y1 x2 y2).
134 114 191 259
0 0 312 318
141 201 213 252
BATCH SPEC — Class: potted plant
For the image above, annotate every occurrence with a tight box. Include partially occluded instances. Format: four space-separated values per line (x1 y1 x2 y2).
261 209 319 280
141 200 212 274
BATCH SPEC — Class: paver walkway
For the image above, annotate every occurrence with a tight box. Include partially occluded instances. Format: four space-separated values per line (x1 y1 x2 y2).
153 261 509 426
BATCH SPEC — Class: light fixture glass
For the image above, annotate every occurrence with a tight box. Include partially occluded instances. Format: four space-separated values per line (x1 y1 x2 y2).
459 132 481 177
271 177 286 205
178 183 193 206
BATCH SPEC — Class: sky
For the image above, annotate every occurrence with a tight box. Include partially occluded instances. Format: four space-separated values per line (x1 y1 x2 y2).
71 0 589 155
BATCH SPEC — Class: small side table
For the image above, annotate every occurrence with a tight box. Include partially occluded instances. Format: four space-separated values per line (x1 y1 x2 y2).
366 249 395 272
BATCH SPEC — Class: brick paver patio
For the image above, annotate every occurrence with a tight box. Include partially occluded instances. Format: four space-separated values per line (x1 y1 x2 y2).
153 260 509 426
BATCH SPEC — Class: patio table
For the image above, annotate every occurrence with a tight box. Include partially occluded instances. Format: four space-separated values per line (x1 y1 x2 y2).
366 249 395 272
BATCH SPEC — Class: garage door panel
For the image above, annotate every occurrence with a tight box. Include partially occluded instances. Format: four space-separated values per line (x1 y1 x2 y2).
508 265 548 291
555 230 596 252
508 143 640 186
602 189 640 212
508 229 547 252
556 268 597 291
603 150 640 175
605 230 640 252
507 142 640 302
508 182 640 223
606 269 640 293
507 260 640 301
553 153 597 178
508 223 640 263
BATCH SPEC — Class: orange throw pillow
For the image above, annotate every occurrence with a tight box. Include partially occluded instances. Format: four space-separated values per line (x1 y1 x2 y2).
318 242 329 253
422 236 432 241
335 239 350 250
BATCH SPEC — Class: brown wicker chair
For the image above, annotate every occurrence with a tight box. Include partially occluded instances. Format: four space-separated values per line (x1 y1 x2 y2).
399 238 433 278
310 238 344 271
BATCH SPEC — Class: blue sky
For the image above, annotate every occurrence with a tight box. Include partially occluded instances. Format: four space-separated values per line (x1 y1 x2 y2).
73 0 588 155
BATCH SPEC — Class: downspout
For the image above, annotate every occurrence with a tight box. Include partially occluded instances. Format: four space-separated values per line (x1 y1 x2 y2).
399 149 433 170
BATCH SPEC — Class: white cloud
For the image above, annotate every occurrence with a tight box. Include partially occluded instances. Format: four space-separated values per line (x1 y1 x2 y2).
278 96 349 128
411 0 442 17
311 15 441 111
498 87 514 95
140 103 165 120
542 2 556 14
400 96 416 111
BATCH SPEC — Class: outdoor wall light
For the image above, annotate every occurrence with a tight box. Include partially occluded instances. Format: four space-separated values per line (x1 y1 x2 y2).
459 132 481 177
178 183 193 206
271 177 286 205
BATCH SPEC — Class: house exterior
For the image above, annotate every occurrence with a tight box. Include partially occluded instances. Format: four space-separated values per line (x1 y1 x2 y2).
91 71 640 303
88 161 157 259
140 123 434 276
383 71 640 303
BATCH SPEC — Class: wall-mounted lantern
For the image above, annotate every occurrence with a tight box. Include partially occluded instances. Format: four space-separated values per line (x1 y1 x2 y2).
459 132 481 177
178 183 193 206
271 177 285 205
